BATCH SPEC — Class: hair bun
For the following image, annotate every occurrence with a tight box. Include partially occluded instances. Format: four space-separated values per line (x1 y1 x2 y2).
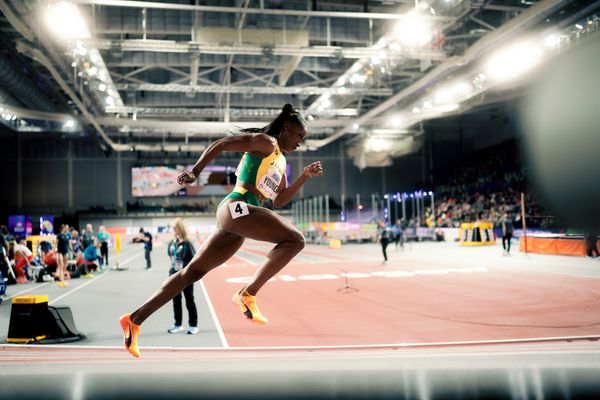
282 103 295 113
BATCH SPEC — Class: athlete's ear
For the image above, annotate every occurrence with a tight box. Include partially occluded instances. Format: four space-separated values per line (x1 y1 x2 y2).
280 120 288 136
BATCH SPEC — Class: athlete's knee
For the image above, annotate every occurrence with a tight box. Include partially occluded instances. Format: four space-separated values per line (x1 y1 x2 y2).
288 230 306 251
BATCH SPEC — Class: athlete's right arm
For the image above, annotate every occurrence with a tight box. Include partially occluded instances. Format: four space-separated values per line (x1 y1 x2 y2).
177 133 275 186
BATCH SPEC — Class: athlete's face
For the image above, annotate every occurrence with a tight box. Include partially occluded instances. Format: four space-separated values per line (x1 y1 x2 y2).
279 122 307 153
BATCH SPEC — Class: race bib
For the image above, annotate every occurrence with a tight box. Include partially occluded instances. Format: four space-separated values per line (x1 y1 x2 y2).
257 165 282 200
229 201 250 219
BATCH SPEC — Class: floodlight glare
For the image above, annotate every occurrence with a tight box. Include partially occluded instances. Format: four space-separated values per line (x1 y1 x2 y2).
44 2 90 40
452 81 471 96
389 115 404 126
434 88 452 105
395 14 432 47
366 137 391 152
544 34 560 49
484 41 543 83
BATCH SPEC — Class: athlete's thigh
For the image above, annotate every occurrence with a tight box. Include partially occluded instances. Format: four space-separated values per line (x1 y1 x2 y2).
186 228 245 274
217 200 303 244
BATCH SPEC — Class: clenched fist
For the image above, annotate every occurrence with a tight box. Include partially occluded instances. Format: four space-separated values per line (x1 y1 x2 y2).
177 170 197 186
303 161 324 178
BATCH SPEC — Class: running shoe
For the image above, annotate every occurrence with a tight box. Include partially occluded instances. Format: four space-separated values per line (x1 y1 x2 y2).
187 327 199 335
167 325 183 334
57 280 68 287
119 313 141 358
232 290 269 324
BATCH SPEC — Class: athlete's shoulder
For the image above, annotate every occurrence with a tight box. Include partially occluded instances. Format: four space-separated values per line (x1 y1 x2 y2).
248 133 277 156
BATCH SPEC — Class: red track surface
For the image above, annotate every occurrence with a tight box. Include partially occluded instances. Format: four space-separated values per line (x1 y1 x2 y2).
203 244 600 347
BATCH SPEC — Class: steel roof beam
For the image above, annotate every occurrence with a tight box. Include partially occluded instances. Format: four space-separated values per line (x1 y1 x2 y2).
113 83 393 96
85 39 447 60
71 0 453 22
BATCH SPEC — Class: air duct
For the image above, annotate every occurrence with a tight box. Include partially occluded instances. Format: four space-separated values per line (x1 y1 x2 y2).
0 54 58 112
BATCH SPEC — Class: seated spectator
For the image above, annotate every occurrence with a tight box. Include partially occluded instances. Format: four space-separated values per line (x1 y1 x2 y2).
38 240 53 260
77 243 101 277
43 249 58 278
13 240 34 283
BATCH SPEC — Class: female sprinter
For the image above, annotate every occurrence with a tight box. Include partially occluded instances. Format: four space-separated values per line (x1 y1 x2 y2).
56 224 71 287
120 104 323 357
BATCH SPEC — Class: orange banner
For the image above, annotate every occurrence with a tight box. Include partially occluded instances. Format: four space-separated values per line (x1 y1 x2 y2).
519 237 595 257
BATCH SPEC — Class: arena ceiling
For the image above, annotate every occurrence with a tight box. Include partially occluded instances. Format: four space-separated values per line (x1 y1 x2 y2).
0 0 598 155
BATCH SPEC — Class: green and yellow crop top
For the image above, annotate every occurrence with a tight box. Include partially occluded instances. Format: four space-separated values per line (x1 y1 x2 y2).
235 143 287 200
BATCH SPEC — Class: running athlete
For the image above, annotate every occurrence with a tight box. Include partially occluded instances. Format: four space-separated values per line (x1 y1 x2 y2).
120 104 323 357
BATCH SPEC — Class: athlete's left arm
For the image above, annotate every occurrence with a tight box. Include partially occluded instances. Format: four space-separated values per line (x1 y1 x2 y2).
272 161 323 208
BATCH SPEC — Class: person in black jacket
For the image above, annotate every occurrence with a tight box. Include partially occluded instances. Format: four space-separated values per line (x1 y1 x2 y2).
377 220 392 264
167 218 198 334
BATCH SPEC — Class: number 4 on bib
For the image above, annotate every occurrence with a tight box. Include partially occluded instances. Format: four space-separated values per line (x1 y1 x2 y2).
229 201 250 219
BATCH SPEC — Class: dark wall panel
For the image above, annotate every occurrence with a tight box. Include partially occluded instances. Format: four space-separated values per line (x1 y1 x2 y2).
0 160 17 208
73 160 98 208
44 160 68 206
22 160 46 207
95 160 118 208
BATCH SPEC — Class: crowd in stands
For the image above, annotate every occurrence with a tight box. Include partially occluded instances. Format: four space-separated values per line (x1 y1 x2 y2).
0 223 112 289
429 140 560 230
126 200 212 213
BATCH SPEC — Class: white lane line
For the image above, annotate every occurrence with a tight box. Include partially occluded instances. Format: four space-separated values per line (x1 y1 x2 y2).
48 253 142 305
113 252 144 268
49 274 108 305
3 282 51 300
3 334 600 352
199 280 229 348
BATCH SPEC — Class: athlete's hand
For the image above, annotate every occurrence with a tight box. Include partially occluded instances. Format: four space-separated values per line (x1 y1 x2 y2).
177 170 197 186
303 161 323 178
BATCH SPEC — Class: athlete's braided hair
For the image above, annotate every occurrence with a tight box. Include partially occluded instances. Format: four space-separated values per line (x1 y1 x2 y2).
240 103 306 137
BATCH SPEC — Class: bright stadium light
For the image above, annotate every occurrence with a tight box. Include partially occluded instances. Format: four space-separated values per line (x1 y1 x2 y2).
388 114 404 127
544 34 560 48
366 137 391 152
452 81 472 96
484 41 543 83
44 1 90 40
434 88 452 105
394 14 432 47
